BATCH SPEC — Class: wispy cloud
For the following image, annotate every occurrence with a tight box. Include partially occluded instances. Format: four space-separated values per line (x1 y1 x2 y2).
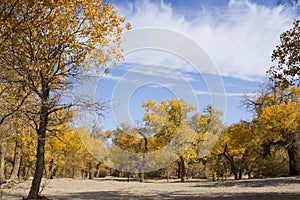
117 0 296 81
148 83 175 88
102 74 123 81
128 65 197 82
194 90 257 97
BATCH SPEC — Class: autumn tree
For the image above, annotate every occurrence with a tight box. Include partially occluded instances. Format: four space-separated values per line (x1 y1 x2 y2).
0 0 130 198
242 83 278 116
257 101 300 176
212 121 261 180
142 99 197 182
263 18 300 176
190 105 225 180
0 68 31 184
46 126 105 180
109 123 143 180
242 85 300 176
267 19 300 88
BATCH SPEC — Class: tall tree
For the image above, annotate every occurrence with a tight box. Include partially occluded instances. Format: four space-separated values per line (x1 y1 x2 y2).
267 19 300 88
212 121 260 180
265 19 300 176
142 99 196 181
258 101 300 176
0 0 130 198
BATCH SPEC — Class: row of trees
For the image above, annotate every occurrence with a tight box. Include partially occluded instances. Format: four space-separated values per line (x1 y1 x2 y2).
0 119 104 181
99 86 299 182
0 86 299 186
1 86 298 183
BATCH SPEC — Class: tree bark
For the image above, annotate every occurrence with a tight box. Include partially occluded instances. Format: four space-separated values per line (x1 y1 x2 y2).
233 171 238 180
238 169 242 180
288 139 299 176
27 103 48 199
87 162 93 179
180 155 186 182
177 161 181 179
27 132 45 198
127 173 130 182
10 136 22 180
0 141 6 183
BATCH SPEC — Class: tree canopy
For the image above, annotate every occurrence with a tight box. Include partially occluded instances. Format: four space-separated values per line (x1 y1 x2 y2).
268 19 300 88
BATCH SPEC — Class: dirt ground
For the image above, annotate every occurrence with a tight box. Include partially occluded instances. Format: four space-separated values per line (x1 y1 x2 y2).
1 176 300 200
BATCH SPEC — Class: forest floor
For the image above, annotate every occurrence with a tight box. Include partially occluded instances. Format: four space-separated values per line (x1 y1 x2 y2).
1 176 300 200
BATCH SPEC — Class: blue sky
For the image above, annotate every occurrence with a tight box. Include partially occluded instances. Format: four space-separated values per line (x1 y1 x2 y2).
88 0 299 130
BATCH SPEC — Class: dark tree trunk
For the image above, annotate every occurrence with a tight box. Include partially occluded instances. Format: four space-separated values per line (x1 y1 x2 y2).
138 133 147 183
177 161 181 179
0 142 5 183
27 132 45 198
222 152 238 180
288 140 299 176
127 173 130 182
180 155 186 182
11 136 22 180
238 169 242 180
230 163 238 180
233 172 238 180
27 103 48 199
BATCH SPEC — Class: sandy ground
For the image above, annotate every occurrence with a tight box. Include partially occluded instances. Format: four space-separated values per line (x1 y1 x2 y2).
1 176 300 200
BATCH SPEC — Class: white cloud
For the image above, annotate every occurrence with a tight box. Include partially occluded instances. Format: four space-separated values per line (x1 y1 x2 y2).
126 64 197 82
117 0 297 81
102 74 122 81
148 83 175 88
194 90 257 97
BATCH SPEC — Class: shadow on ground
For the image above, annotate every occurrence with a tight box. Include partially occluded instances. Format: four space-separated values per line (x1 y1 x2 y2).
48 191 300 200
190 177 300 188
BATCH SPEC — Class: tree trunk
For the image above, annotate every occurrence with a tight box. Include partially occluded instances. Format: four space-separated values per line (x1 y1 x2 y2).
233 171 238 180
27 103 48 199
48 159 57 179
139 172 145 182
0 141 6 183
88 162 94 179
177 161 181 179
166 167 170 182
10 136 22 180
230 163 238 180
238 169 242 180
223 153 238 180
27 133 45 198
127 173 130 182
288 140 299 176
95 162 101 178
180 155 186 182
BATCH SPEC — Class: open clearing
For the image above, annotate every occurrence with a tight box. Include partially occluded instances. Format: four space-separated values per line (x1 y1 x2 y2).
1 177 300 200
